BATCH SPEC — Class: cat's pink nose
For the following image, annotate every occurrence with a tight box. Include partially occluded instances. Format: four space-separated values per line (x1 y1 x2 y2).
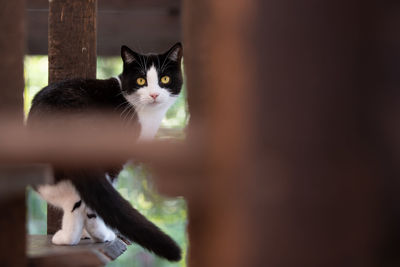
150 93 159 100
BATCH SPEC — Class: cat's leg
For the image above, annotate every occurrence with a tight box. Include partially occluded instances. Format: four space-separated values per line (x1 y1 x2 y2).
84 207 116 243
52 200 85 245
37 181 85 245
81 228 91 240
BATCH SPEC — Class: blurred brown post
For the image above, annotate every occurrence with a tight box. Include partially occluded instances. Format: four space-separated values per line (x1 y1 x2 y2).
183 1 255 266
47 0 97 234
183 0 383 267
0 0 26 265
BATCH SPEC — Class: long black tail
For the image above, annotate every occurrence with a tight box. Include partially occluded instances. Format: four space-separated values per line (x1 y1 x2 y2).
70 171 181 261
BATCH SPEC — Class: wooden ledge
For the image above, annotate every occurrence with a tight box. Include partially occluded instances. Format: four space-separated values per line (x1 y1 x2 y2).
28 235 128 267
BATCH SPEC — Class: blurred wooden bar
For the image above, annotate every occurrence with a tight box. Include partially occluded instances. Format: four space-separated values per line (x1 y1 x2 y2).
183 1 255 266
181 0 398 267
0 0 27 266
0 0 25 119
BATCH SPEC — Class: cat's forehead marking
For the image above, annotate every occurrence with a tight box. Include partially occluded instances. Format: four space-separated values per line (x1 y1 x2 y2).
146 65 159 86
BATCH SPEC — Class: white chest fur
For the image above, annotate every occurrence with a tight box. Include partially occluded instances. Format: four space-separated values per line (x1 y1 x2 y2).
137 104 171 141
119 65 178 141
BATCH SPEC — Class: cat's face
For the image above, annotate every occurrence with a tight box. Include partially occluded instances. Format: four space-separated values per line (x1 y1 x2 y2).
120 43 183 111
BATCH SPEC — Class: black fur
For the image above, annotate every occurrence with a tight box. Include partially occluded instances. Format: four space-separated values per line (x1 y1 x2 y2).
71 200 82 212
86 213 97 219
68 170 182 261
27 43 183 261
120 43 183 96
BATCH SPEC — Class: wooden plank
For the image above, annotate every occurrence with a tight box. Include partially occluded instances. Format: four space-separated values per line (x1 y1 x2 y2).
366 2 400 266
246 0 379 266
0 165 52 199
0 118 201 191
0 193 27 267
0 166 52 266
181 0 393 266
182 1 254 266
0 0 25 119
47 0 97 234
28 235 127 267
0 0 27 266
26 8 181 55
97 9 181 55
27 0 180 10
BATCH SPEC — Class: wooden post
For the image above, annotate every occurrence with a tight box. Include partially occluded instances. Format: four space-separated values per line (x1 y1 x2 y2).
0 0 25 119
47 0 97 234
0 0 26 266
183 1 255 266
183 0 381 266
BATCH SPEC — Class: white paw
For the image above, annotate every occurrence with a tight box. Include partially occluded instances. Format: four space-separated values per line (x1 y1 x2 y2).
91 227 116 243
52 230 80 245
81 229 91 240
85 214 116 243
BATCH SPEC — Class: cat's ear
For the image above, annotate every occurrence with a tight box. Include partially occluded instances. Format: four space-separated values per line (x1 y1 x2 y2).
165 42 183 62
121 45 137 64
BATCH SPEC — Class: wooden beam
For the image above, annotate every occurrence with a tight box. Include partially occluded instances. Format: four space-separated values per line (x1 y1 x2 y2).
47 0 97 234
0 165 53 266
181 0 393 266
0 0 27 265
0 165 52 198
27 9 181 56
0 193 27 266
28 235 127 267
27 0 180 10
183 1 255 267
26 0 181 56
0 0 25 119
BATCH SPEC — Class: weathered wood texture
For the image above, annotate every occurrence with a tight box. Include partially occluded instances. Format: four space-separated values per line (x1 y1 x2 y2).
27 0 181 55
0 166 53 267
28 0 179 9
0 0 25 119
0 193 26 267
0 165 52 198
28 235 127 267
48 0 97 84
47 0 97 234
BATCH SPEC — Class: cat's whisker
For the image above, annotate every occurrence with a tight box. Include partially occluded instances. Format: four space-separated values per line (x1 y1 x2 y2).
123 107 135 125
115 99 129 111
120 105 133 119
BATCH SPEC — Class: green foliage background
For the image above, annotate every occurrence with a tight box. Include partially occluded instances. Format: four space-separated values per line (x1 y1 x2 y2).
24 56 189 267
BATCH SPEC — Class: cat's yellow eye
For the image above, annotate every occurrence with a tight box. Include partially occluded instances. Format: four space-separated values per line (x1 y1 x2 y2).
136 77 146 86
160 76 170 84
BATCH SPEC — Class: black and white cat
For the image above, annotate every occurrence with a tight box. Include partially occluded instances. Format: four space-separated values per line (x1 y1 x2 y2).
27 43 183 261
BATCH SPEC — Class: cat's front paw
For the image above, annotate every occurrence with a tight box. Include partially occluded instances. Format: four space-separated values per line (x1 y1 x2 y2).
52 230 80 245
92 227 116 243
81 229 91 240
